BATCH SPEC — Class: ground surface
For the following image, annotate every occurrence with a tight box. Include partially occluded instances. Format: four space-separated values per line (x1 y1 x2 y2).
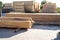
0 25 60 40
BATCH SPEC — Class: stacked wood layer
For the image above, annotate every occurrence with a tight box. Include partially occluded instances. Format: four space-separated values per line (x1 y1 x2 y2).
41 2 57 13
0 17 34 28
13 2 25 12
6 13 60 24
13 1 34 13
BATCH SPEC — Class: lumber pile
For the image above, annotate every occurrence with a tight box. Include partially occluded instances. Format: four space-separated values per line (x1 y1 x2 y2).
0 17 34 28
3 3 12 9
13 2 25 12
13 1 34 13
41 2 57 13
0 8 1 16
24 1 34 12
34 2 40 13
6 13 60 24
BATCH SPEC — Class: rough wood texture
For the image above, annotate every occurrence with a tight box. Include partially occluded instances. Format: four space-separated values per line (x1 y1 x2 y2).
41 2 57 13
34 2 40 12
6 13 60 24
3 3 12 9
0 17 34 28
13 2 25 12
13 1 34 12
13 1 34 5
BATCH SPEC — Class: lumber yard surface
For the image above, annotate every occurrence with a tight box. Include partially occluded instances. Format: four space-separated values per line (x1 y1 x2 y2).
0 25 60 40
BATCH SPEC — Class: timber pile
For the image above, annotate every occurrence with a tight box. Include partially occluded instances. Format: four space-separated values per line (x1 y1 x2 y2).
3 3 12 9
13 2 25 12
0 17 34 28
6 13 60 24
24 1 34 12
41 2 57 13
13 1 34 13
34 2 40 13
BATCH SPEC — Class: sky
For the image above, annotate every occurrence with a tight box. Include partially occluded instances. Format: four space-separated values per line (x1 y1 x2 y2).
0 0 60 7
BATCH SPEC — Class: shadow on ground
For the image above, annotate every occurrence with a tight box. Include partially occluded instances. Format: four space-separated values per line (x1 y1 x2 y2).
0 25 60 38
0 28 27 38
32 24 60 30
54 32 60 40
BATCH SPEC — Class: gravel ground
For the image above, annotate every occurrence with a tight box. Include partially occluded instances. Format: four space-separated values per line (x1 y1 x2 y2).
0 25 60 40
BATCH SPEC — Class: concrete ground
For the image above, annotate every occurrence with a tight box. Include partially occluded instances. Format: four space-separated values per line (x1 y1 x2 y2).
0 25 60 40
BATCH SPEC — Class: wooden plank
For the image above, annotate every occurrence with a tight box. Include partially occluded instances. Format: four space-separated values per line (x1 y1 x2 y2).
0 20 32 28
0 17 34 23
13 6 24 8
15 8 24 11
13 1 33 5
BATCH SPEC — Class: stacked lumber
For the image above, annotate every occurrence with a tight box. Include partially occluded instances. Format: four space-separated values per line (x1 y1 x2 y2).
0 17 34 28
3 3 12 9
6 13 60 24
13 1 34 13
3 3 12 13
34 2 40 13
13 2 25 12
0 8 1 16
41 2 57 13
24 1 34 12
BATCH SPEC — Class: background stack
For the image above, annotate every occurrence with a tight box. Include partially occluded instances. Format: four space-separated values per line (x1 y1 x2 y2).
3 3 12 9
2 3 12 13
13 1 34 13
41 2 57 13
13 2 25 12
24 1 34 13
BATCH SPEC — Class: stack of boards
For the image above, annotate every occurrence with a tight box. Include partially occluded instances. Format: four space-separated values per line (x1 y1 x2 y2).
3 3 12 9
6 12 60 24
24 1 34 12
0 17 34 28
41 2 57 13
13 1 34 13
13 2 25 12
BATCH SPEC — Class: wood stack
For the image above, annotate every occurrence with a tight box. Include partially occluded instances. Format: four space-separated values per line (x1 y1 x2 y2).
41 2 57 13
6 13 60 24
13 1 34 13
13 2 25 12
0 17 34 28
2 3 12 13
3 3 12 9
34 2 40 13
24 1 34 13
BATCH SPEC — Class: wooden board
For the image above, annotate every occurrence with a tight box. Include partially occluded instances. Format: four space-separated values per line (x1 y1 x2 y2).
0 20 32 28
13 1 33 5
